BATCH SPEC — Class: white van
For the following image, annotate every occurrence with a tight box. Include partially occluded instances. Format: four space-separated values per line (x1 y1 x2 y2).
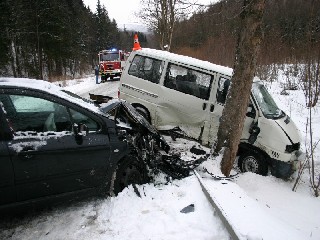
118 48 304 178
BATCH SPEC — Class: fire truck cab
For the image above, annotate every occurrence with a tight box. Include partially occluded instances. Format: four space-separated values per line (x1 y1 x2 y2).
98 49 128 81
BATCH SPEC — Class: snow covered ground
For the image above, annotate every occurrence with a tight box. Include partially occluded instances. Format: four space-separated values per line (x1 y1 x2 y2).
1 75 319 240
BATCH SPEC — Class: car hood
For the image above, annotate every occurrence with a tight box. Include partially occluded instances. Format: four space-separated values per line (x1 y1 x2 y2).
100 99 169 152
100 99 158 135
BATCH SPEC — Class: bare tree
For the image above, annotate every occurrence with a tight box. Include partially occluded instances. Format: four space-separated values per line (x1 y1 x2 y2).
138 0 205 51
214 0 266 176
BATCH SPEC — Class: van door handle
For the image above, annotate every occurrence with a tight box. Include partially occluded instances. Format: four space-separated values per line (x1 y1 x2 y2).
210 104 215 112
202 103 207 110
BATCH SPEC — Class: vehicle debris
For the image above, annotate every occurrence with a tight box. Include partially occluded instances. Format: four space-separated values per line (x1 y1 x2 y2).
203 168 239 181
97 95 208 182
180 204 195 214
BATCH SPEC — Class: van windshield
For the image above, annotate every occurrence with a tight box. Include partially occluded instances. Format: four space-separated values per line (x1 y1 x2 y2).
252 82 285 119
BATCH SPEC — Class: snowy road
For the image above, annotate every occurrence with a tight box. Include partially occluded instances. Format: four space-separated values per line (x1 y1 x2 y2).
63 76 120 100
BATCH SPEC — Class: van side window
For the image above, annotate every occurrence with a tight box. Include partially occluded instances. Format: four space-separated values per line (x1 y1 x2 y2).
164 63 212 100
128 55 164 84
216 77 230 104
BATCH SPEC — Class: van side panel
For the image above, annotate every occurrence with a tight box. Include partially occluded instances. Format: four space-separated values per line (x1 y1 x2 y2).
120 50 221 142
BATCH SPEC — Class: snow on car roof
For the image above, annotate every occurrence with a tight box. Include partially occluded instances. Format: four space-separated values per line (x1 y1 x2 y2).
0 78 102 114
134 48 233 76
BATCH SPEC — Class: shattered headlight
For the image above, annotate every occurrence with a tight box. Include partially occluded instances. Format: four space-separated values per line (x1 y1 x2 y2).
285 142 300 153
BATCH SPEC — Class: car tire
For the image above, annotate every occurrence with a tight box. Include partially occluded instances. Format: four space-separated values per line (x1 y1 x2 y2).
113 155 149 195
135 106 151 123
238 151 268 176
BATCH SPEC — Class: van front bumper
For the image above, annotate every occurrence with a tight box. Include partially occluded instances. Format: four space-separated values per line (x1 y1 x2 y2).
270 150 305 179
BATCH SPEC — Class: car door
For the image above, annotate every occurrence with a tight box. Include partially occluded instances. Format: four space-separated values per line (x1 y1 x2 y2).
0 103 15 205
0 91 112 202
159 63 215 140
207 75 256 144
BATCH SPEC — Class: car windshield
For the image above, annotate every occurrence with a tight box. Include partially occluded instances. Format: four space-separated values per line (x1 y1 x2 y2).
252 82 285 119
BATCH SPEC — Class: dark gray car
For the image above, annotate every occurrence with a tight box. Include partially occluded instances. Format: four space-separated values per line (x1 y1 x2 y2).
0 78 169 211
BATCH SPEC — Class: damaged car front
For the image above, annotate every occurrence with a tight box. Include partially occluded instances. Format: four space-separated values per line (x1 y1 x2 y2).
100 99 206 187
99 99 170 192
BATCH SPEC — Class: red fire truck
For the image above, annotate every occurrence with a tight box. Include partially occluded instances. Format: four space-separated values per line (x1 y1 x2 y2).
98 48 128 81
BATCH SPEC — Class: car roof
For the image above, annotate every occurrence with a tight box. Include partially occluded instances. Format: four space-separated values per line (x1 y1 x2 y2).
131 48 233 76
0 78 102 114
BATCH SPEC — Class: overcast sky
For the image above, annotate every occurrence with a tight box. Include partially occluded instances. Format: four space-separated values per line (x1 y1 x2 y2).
83 0 215 27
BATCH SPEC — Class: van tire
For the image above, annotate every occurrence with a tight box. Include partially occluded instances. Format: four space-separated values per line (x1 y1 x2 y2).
113 155 149 195
238 151 268 176
135 106 151 123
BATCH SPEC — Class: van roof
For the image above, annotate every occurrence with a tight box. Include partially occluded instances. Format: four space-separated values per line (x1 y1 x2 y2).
133 48 233 76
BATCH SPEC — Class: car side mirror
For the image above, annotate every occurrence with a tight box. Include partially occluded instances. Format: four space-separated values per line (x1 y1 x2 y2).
73 123 88 145
248 121 260 144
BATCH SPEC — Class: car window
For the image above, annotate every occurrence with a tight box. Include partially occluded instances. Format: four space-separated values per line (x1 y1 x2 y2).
69 108 99 131
164 63 213 100
10 95 55 112
0 95 73 134
0 94 100 135
0 95 100 135
128 55 164 84
216 77 230 104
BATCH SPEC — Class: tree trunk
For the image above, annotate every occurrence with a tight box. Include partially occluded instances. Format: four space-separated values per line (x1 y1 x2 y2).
214 0 266 176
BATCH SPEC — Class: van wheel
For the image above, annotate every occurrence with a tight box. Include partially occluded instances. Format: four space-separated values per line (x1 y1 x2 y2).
135 106 151 123
113 155 149 194
238 151 268 176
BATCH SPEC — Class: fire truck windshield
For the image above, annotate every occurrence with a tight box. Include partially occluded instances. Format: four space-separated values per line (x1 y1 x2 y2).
101 52 119 61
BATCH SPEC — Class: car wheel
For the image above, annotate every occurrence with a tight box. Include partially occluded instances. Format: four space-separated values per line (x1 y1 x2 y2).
113 155 149 194
135 106 151 123
238 151 268 176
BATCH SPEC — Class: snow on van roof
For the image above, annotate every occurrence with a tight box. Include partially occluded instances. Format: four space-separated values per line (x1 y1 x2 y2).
135 48 233 76
0 78 101 114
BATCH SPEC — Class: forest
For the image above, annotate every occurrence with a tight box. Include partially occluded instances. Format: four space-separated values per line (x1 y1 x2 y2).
173 0 320 68
0 0 319 82
0 0 148 80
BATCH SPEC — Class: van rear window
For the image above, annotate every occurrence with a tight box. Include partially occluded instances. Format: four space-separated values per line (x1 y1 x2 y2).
128 55 164 84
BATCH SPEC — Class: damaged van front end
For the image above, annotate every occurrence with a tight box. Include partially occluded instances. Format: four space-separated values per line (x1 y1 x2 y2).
248 82 305 178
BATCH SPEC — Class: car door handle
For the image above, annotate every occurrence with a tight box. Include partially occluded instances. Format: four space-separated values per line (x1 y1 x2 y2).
22 154 34 159
210 104 215 112
20 147 36 159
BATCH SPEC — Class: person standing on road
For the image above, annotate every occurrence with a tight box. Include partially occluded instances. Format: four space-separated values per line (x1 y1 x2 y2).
94 65 100 84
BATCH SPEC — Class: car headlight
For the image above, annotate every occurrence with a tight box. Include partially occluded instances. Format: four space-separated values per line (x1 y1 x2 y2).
285 142 300 153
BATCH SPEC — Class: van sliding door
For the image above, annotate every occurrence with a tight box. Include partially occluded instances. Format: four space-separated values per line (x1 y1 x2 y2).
159 63 215 141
